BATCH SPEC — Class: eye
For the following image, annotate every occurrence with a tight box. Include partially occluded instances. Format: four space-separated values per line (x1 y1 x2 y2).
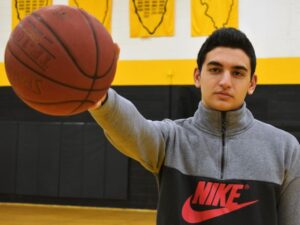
208 67 221 74
232 70 245 77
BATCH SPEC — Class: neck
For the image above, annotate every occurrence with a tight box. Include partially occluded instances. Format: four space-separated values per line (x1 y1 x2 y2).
193 102 254 136
201 101 244 113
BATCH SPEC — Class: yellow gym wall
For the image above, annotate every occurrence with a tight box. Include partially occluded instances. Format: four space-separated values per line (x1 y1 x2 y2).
1 58 300 86
0 0 300 86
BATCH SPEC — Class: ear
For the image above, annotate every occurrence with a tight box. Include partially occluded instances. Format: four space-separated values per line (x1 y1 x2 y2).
247 74 257 95
194 68 201 88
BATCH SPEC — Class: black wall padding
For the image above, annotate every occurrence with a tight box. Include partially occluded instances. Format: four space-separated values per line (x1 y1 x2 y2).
16 122 61 196
105 144 128 200
0 122 128 200
82 123 106 199
1 85 300 209
37 123 61 197
59 123 128 199
119 86 170 120
16 122 40 195
0 122 18 194
59 123 84 198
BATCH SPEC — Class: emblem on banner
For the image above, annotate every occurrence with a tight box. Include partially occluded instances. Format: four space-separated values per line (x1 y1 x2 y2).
130 0 174 37
200 0 234 29
12 0 52 28
191 0 238 36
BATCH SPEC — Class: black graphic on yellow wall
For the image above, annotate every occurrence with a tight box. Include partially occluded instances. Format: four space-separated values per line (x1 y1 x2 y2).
191 0 238 36
130 0 174 37
12 0 52 29
68 0 112 32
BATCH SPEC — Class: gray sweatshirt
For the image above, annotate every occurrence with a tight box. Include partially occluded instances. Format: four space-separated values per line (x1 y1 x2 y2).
89 89 300 225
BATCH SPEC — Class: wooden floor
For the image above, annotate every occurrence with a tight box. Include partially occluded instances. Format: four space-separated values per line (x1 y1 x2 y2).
0 203 156 225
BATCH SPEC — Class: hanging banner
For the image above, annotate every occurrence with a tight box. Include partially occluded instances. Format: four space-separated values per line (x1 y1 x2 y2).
130 0 174 38
12 0 52 29
68 0 112 32
191 0 238 36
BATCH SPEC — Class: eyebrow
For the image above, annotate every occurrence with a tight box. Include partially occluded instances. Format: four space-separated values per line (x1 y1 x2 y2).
207 61 222 67
207 61 248 72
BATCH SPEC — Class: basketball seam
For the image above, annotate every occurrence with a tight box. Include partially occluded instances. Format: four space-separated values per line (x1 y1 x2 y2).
69 8 102 114
7 6 116 115
14 23 51 72
30 10 117 80
26 18 56 58
31 12 99 79
76 9 117 79
7 44 108 92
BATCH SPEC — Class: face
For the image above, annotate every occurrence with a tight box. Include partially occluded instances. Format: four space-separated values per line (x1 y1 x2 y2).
194 47 257 111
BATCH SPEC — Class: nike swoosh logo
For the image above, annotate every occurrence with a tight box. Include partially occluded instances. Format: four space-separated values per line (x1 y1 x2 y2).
182 196 258 224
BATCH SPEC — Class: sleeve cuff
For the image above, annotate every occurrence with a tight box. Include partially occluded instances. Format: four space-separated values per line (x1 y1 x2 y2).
89 88 117 115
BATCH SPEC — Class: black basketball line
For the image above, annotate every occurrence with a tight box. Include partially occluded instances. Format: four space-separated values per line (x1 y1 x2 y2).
77 9 117 79
71 8 117 114
32 12 97 79
69 8 101 114
26 18 56 58
12 24 50 72
70 7 119 113
31 11 116 79
71 9 115 113
7 44 108 92
8 7 116 114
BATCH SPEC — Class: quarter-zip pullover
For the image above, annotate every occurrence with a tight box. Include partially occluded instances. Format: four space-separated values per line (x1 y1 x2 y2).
221 112 226 179
89 89 300 225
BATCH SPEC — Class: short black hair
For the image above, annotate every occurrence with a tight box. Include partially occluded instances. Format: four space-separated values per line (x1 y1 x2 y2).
197 27 256 77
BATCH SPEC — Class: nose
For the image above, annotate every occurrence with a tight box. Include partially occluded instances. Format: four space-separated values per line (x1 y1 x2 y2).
219 71 232 89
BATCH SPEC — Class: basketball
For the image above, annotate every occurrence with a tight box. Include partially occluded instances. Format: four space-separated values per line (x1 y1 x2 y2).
4 5 117 116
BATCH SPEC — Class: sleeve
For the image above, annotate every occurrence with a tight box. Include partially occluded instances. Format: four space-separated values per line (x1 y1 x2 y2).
88 88 172 174
278 140 300 225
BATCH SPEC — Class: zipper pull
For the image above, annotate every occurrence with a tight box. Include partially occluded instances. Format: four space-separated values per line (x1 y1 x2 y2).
221 111 226 179
221 112 226 134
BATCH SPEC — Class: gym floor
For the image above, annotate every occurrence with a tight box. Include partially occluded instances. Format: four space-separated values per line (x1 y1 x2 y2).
0 203 156 225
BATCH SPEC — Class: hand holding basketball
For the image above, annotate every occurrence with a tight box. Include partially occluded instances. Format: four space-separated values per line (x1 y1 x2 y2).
4 5 118 116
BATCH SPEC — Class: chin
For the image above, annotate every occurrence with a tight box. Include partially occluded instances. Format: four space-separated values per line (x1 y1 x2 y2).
209 102 240 112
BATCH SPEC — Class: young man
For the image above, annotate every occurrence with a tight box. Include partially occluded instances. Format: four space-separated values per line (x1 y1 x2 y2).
89 28 300 225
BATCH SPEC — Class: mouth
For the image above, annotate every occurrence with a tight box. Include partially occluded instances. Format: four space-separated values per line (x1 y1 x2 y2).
214 91 233 98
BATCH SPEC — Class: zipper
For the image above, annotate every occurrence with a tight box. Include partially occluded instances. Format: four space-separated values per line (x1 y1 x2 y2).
221 112 226 179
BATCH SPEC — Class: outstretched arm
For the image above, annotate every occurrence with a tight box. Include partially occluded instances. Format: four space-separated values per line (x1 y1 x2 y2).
89 89 170 174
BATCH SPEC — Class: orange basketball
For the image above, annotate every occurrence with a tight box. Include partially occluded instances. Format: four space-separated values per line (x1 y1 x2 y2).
4 5 117 116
